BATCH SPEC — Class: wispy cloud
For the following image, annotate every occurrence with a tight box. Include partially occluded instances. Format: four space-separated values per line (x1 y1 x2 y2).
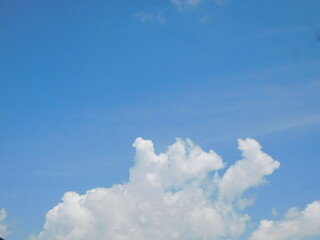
170 0 228 9
134 11 165 24
170 0 202 9
252 114 320 136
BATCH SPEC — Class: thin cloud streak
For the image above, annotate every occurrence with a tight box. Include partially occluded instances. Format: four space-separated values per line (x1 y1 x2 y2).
252 114 320 136
134 11 165 24
170 0 228 8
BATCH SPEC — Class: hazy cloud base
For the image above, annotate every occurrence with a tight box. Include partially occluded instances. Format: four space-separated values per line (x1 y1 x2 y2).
30 138 320 240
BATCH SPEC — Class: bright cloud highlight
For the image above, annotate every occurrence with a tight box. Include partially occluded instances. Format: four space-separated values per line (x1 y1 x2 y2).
30 138 320 240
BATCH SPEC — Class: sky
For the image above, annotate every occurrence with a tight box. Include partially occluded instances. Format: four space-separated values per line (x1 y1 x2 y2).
0 0 320 239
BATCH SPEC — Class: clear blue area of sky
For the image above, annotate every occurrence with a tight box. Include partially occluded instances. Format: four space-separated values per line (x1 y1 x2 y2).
1 0 320 239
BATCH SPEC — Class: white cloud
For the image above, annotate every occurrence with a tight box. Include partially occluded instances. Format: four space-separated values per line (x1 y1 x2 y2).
219 138 280 202
30 137 290 240
134 11 165 24
250 200 320 240
0 208 8 238
30 137 320 240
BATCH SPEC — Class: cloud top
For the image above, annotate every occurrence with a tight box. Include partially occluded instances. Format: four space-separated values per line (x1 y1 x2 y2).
219 138 280 202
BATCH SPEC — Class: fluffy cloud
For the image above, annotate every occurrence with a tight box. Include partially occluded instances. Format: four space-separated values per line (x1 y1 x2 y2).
31 137 287 240
0 208 8 238
250 200 320 240
219 138 280 202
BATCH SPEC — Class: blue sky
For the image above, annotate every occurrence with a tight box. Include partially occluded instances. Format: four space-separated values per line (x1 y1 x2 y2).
1 0 320 239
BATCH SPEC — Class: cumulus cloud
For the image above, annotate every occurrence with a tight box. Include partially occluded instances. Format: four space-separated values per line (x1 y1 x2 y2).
219 138 280 202
30 137 293 240
250 200 320 240
0 209 8 238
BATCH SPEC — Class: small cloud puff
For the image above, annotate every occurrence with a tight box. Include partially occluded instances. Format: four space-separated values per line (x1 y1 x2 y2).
134 11 165 24
0 209 8 238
